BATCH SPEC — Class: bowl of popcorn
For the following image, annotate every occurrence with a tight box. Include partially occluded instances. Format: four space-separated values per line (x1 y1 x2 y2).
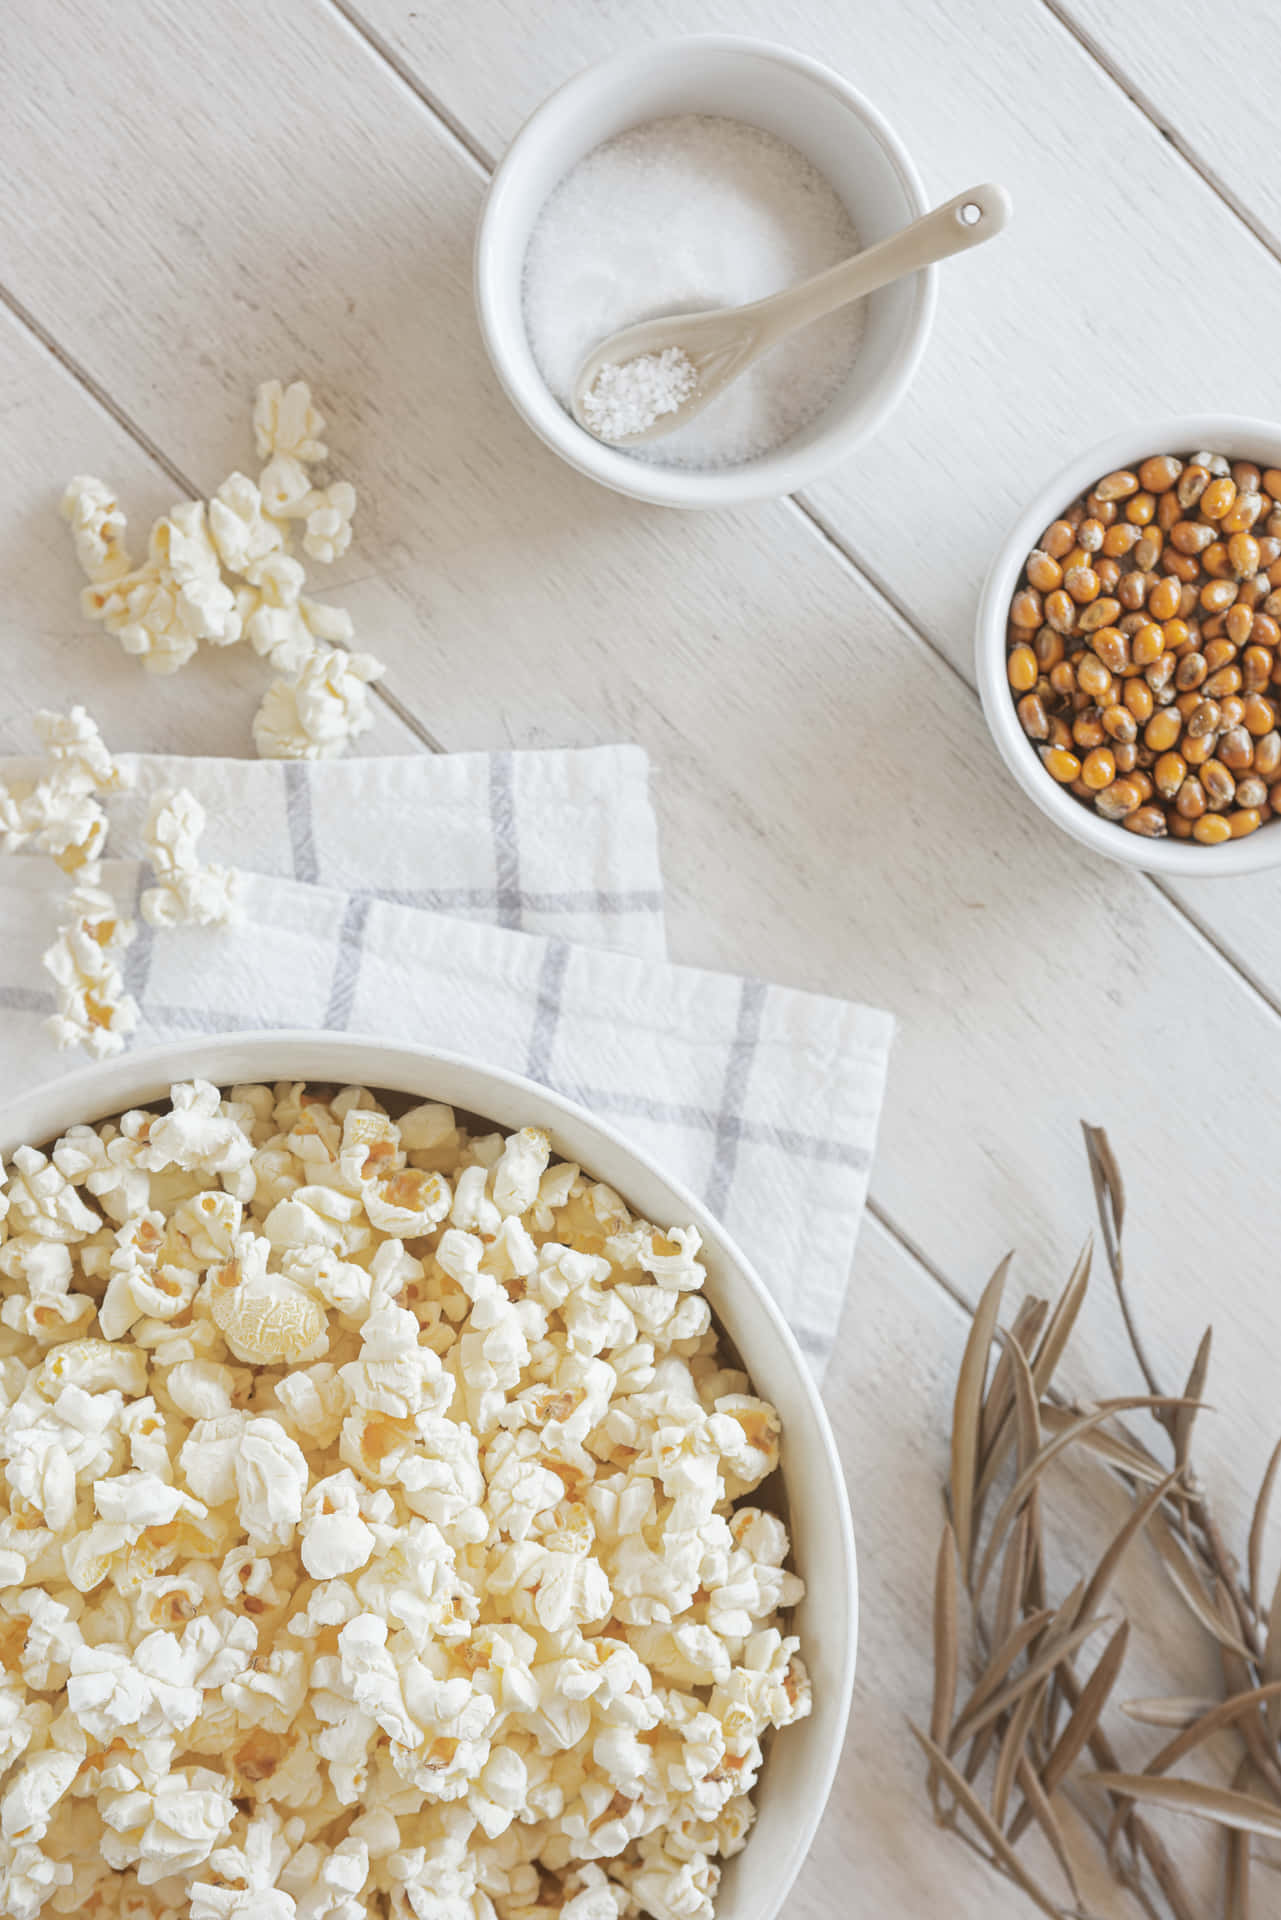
0 1033 853 1920
977 417 1281 872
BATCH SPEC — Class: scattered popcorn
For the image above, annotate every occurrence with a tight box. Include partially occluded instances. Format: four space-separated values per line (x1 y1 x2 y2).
149 501 243 647
253 378 328 465
41 880 138 1058
258 455 315 522
301 481 356 563
0 706 134 874
62 380 385 758
209 474 284 577
141 787 242 929
238 556 354 679
0 1081 810 1916
32 707 132 795
253 646 384 761
59 475 132 582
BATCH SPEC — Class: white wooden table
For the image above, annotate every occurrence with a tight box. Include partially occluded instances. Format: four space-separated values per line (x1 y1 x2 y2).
3 4 1278 1913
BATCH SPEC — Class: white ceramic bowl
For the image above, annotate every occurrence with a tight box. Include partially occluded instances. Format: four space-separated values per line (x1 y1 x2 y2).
474 35 934 508
977 416 1281 875
0 1031 855 1920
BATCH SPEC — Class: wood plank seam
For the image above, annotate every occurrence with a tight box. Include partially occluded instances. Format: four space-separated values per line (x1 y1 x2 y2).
0 276 974 1316
6 0 1274 1359
1036 0 1281 261
0 284 444 756
867 1196 976 1320
325 0 495 174
322 0 1281 1042
793 491 1281 1041
0 283 195 498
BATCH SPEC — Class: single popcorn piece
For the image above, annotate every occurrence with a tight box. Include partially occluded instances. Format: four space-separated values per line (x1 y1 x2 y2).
0 778 106 873
149 500 243 647
141 787 242 929
253 378 328 464
301 481 356 563
33 706 134 794
0 1081 809 1918
42 880 138 1058
208 473 284 576
252 646 385 760
258 453 315 522
60 475 133 582
90 568 204 674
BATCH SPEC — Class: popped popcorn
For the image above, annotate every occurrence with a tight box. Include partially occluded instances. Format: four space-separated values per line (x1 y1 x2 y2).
252 646 384 760
253 379 328 465
301 481 356 564
0 1081 810 1917
141 787 242 930
62 380 383 760
59 476 132 583
41 881 139 1059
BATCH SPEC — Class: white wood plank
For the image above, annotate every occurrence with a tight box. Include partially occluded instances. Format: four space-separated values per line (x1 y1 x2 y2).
0 303 412 760
345 0 1281 662
0 6 1276 1909
5 0 1281 1538
1051 0 1281 255
340 0 1281 1005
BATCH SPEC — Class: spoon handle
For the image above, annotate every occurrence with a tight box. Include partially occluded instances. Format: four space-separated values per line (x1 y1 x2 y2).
748 182 1012 350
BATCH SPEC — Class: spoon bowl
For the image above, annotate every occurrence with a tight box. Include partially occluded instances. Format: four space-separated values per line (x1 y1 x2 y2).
572 182 1012 446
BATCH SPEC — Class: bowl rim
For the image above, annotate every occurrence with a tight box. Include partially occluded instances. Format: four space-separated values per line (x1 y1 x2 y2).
976 413 1281 875
0 1028 857 1915
473 32 936 508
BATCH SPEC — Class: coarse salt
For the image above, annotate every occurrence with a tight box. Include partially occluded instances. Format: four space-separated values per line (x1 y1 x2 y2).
523 115 863 470
581 347 698 442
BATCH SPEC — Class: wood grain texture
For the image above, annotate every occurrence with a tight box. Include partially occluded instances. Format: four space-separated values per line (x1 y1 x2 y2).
5 0 1281 1540
0 302 413 760
2 1 1280 1911
340 0 1281 986
345 0 1281 642
1050 0 1281 256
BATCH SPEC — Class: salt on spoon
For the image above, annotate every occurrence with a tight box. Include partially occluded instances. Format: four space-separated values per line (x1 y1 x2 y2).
573 183 1013 447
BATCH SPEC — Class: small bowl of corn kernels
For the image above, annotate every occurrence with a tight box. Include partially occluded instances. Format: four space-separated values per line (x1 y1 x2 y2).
977 417 1281 873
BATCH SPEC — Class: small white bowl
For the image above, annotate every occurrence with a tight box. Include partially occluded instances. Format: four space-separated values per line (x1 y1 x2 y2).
0 1032 856 1920
977 416 1281 875
474 35 934 508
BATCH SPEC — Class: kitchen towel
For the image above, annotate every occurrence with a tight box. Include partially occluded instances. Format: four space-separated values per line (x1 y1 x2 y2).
0 745 891 1377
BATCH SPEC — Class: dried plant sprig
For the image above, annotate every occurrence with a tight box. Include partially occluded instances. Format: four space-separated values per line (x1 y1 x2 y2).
917 1123 1281 1919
